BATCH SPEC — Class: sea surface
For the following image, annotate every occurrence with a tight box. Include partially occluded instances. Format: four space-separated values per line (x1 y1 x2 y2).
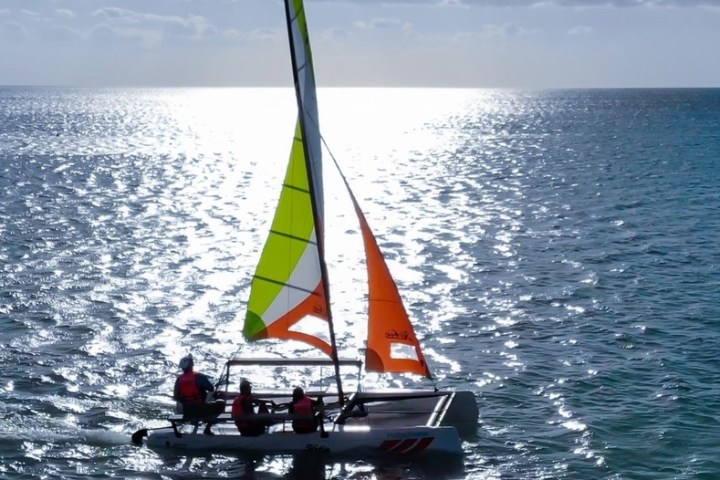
1 87 719 479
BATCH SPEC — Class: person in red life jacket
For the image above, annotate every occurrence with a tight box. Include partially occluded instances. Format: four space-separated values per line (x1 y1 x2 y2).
231 379 273 436
288 387 320 434
172 354 225 435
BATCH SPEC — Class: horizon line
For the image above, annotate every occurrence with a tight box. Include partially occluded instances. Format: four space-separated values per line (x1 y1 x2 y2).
1 84 719 90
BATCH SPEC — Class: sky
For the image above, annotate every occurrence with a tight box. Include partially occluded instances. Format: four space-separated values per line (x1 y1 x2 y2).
0 0 719 88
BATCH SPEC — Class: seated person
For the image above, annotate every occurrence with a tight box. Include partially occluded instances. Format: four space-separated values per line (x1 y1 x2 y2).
231 379 272 436
173 354 226 435
288 387 320 434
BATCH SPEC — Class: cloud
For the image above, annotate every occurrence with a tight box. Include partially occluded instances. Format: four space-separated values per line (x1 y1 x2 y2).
321 27 351 41
92 7 215 37
89 23 123 42
222 28 240 40
89 23 162 46
250 27 283 42
485 23 528 36
454 22 534 41
0 20 27 41
439 0 470 5
568 25 594 35
92 7 138 22
40 25 82 42
55 9 76 19
163 15 215 36
367 18 403 29
354 17 411 31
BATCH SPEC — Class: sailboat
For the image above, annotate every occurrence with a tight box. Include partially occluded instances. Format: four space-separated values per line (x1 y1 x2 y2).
136 0 477 457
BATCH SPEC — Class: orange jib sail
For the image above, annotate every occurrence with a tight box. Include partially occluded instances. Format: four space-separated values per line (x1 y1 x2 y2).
350 196 431 379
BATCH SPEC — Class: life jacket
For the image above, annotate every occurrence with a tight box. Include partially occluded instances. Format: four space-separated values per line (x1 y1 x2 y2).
177 371 203 405
292 396 316 432
232 393 251 429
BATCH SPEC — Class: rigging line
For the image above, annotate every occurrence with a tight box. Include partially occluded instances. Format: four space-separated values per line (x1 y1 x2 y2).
302 105 355 196
301 105 436 383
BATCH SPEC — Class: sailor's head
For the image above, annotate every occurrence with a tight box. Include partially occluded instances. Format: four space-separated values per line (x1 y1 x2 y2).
292 387 304 401
179 354 194 372
240 379 252 394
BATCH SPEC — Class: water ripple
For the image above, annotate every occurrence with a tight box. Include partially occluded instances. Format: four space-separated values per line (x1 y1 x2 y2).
1 87 720 479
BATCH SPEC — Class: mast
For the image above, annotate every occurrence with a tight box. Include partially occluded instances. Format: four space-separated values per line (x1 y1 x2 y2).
283 0 344 403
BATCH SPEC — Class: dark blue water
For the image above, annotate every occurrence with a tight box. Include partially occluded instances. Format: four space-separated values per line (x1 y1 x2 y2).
1 87 719 479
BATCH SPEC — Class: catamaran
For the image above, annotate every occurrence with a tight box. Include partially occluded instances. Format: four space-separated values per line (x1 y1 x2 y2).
133 0 477 457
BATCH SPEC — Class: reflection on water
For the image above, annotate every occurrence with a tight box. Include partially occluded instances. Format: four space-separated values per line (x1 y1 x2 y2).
145 451 465 480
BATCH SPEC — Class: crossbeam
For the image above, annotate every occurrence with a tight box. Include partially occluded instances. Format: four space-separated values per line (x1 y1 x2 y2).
225 358 362 368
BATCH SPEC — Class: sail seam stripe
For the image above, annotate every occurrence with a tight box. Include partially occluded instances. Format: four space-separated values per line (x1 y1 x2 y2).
269 229 317 245
253 275 319 295
282 183 310 194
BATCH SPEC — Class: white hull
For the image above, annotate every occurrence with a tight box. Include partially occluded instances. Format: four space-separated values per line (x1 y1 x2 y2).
341 389 479 438
146 422 462 457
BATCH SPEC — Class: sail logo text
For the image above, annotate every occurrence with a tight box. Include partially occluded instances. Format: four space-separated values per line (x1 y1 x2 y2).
385 329 411 340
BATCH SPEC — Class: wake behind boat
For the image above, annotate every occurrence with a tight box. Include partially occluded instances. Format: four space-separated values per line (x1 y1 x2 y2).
133 0 477 459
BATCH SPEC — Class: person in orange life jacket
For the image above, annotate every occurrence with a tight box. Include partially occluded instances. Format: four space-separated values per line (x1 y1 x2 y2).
288 387 320 434
231 379 274 436
173 354 225 434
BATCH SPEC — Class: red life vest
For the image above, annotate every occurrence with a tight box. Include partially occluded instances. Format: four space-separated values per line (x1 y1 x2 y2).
177 371 203 405
232 393 251 429
292 396 316 431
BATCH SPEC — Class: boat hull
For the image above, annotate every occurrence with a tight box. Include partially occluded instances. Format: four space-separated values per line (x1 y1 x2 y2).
146 423 462 457
343 389 479 438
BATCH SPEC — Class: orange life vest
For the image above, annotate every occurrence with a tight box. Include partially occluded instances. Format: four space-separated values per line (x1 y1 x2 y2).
232 393 251 429
292 396 316 431
177 371 203 405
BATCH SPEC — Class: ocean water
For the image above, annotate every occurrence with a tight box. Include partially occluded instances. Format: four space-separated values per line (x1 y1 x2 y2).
1 87 719 479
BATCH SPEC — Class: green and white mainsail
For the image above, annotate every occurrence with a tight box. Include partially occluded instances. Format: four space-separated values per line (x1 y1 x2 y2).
244 0 341 388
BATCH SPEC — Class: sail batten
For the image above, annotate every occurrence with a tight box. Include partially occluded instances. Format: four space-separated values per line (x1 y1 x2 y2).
252 276 323 296
268 230 317 245
281 184 310 193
